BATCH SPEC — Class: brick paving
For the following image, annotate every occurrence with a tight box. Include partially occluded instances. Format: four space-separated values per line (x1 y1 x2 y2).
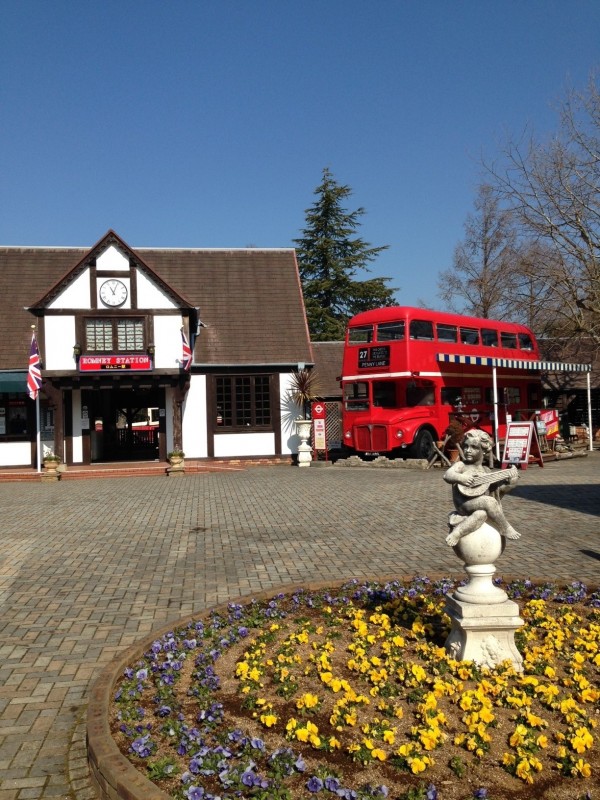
0 453 599 800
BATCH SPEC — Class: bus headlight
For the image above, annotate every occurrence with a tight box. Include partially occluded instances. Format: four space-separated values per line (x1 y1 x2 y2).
344 430 352 439
395 430 404 439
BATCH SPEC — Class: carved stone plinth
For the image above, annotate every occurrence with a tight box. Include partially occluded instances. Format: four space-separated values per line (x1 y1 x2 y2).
445 520 523 670
445 594 524 671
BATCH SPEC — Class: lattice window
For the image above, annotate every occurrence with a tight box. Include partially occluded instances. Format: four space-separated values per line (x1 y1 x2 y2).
117 319 144 351
85 318 145 353
86 320 113 351
215 375 271 429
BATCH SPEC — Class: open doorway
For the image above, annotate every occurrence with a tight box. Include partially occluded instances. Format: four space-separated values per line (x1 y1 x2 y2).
83 387 164 462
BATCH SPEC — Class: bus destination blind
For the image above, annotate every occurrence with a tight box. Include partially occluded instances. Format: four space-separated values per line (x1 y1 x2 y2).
358 346 390 369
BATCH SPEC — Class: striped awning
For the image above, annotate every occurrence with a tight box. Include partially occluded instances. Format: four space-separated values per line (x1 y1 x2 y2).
437 354 591 372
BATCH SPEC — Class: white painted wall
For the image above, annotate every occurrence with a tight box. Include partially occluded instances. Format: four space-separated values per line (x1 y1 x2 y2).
136 269 177 309
153 315 185 369
44 316 77 370
280 372 302 454
213 432 275 458
182 375 207 458
0 441 31 467
48 269 91 309
71 389 83 463
97 245 129 271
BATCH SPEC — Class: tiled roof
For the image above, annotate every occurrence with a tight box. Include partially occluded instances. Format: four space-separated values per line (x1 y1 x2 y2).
0 242 314 370
311 341 344 398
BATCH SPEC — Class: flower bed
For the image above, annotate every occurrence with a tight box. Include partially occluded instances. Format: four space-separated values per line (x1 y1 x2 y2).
110 578 599 800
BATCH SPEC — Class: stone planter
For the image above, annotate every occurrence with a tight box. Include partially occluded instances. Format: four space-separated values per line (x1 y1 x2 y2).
294 418 313 467
166 454 185 476
42 458 61 482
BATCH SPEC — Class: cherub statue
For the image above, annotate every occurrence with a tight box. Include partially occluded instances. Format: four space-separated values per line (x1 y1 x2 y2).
443 429 520 547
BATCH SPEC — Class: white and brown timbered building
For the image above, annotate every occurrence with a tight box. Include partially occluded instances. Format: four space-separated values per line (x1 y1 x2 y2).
0 230 314 468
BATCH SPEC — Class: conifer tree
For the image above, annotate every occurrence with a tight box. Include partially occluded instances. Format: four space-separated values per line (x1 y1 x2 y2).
294 168 396 340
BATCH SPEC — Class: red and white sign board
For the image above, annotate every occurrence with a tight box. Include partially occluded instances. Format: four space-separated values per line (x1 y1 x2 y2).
502 421 543 469
311 402 327 451
538 409 559 439
79 355 152 371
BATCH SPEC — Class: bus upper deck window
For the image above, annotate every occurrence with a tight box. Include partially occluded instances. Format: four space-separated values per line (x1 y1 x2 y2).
377 321 405 341
348 325 373 344
437 324 458 343
518 333 534 350
460 327 479 345
409 320 434 340
481 328 498 347
501 332 518 349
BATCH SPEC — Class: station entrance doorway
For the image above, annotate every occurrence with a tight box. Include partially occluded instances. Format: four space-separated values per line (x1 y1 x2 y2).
82 387 165 462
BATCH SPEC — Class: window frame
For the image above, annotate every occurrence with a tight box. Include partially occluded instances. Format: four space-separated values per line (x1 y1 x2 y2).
83 316 148 354
214 374 273 431
0 395 29 439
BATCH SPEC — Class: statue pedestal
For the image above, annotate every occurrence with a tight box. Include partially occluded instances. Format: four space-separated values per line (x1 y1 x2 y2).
445 594 524 670
445 521 524 670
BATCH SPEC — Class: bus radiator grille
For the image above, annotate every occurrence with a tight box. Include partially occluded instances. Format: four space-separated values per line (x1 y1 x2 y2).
355 425 388 451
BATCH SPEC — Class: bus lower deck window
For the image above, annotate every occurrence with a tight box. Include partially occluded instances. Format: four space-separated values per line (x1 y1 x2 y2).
373 381 397 408
344 382 369 410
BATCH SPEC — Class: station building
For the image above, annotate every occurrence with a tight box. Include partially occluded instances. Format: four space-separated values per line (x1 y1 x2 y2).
0 230 313 468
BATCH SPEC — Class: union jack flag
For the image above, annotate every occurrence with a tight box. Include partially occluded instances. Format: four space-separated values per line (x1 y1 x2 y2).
27 331 42 400
181 328 192 371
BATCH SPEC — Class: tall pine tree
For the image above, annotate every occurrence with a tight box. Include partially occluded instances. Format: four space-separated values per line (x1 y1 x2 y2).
294 168 396 340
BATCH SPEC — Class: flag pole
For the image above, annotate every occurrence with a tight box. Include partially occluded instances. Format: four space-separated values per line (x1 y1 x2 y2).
29 324 42 473
36 392 41 472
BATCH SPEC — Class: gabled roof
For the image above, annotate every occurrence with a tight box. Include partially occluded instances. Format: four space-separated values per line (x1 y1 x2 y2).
0 233 313 370
29 230 196 310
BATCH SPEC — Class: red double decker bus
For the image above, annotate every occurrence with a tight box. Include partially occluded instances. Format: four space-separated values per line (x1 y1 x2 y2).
341 306 543 459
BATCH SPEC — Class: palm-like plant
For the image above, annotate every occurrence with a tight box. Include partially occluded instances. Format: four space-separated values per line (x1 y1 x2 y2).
289 368 322 419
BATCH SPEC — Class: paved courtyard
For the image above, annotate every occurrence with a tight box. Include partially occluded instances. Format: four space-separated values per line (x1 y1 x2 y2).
0 454 599 800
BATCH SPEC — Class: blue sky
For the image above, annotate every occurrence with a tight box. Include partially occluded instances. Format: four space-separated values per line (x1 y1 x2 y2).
1 1 599 309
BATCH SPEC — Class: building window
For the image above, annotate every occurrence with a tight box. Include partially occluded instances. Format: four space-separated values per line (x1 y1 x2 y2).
0 396 27 438
85 318 145 352
216 375 271 429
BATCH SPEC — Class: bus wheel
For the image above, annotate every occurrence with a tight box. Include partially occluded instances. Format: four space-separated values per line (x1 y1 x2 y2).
411 429 435 460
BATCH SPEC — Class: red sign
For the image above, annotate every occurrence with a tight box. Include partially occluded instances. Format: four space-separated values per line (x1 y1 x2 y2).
311 402 327 451
79 355 152 372
312 402 326 419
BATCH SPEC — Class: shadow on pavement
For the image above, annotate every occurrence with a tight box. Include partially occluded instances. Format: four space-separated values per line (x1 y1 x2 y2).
580 549 600 561
511 484 600 517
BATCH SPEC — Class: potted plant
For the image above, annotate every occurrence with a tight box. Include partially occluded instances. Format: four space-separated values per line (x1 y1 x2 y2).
167 449 185 476
288 368 321 420
444 419 465 462
288 369 321 466
42 452 61 481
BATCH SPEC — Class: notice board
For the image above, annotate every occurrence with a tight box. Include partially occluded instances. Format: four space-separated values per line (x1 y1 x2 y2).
501 421 543 469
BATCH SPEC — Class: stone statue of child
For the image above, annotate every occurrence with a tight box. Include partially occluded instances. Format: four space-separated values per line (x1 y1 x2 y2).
443 429 520 547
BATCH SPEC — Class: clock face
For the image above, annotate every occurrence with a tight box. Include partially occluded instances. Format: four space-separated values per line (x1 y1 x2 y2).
99 279 128 307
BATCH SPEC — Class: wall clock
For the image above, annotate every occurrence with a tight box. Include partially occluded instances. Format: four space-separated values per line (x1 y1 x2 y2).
99 279 128 307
